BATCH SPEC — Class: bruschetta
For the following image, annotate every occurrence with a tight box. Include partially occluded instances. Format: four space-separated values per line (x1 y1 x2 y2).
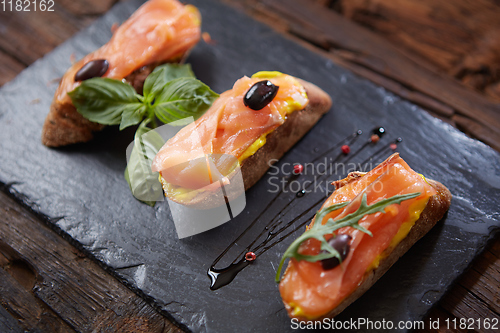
278 153 451 320
42 0 201 147
151 71 332 208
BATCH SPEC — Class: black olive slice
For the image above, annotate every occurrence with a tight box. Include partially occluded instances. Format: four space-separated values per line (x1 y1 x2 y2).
75 59 109 81
243 80 279 110
320 234 352 270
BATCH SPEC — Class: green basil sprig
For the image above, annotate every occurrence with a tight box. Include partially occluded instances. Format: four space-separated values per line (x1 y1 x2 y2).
68 63 219 205
275 191 421 282
124 119 165 207
68 78 147 130
69 63 219 129
143 63 195 99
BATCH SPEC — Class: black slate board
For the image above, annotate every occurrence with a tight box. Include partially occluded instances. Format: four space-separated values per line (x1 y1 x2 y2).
1 0 500 332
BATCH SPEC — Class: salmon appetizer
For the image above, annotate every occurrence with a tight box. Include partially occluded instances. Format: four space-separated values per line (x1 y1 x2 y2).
151 71 332 208
278 153 451 320
42 0 201 147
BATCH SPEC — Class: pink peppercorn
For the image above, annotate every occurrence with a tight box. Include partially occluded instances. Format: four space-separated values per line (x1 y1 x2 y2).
341 145 351 154
245 252 256 261
370 134 380 143
293 164 304 175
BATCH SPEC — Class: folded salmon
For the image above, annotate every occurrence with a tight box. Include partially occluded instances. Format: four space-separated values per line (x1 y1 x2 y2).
151 72 332 208
42 0 201 147
279 153 451 320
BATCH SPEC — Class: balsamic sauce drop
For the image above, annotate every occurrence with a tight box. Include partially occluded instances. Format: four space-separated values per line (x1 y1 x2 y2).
372 127 386 137
208 259 250 290
296 189 306 198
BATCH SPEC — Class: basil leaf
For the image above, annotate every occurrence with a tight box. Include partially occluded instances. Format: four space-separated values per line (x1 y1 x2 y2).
143 63 195 101
68 78 145 128
152 77 219 124
124 120 165 206
120 103 147 130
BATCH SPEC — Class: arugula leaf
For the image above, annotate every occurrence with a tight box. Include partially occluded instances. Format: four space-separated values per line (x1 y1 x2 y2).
124 120 165 206
68 78 146 129
143 63 195 101
275 191 421 282
152 77 219 124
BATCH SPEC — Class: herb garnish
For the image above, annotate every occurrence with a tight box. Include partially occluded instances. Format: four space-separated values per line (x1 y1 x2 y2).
124 119 165 206
68 64 220 205
275 191 420 282
68 63 218 130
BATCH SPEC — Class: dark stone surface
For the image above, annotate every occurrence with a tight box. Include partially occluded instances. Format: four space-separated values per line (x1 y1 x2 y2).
0 0 499 332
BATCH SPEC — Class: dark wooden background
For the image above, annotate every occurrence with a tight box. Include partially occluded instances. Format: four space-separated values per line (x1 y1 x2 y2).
0 0 499 331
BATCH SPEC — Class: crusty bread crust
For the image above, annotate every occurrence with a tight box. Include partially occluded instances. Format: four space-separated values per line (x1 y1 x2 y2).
294 178 452 320
42 63 159 147
240 80 332 190
163 79 332 209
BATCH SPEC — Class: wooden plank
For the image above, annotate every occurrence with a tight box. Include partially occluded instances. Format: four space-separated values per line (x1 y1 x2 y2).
250 0 500 151
439 283 500 333
0 264 75 332
0 10 81 66
0 53 25 87
0 191 180 333
489 238 500 257
457 248 500 315
419 306 467 333
0 0 121 68
339 0 500 101
0 305 23 333
56 0 120 16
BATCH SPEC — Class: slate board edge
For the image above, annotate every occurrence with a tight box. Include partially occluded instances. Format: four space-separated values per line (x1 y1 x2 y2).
0 2 191 330
421 226 500 322
0 183 192 333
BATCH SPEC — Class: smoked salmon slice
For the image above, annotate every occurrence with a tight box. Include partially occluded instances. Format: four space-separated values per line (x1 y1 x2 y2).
151 72 309 190
279 153 437 319
42 0 201 147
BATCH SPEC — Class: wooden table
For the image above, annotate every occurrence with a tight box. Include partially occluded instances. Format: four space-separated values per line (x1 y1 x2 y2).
1 0 499 331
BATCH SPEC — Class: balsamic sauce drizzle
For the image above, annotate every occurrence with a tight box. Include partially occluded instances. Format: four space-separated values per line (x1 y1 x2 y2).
208 128 401 290
359 137 403 171
310 130 362 164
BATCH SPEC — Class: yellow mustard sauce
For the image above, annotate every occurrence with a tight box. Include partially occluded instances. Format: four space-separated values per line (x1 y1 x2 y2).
238 134 267 162
159 173 202 201
161 71 308 199
289 302 310 319
366 196 430 271
185 5 201 26
238 71 308 163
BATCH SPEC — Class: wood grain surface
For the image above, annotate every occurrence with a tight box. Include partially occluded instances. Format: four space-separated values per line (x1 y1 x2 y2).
0 0 499 331
0 189 181 333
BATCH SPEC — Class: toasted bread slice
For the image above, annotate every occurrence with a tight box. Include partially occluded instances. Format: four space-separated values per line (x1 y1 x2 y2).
281 171 452 321
42 64 164 147
320 178 451 319
161 79 332 209
42 0 201 147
